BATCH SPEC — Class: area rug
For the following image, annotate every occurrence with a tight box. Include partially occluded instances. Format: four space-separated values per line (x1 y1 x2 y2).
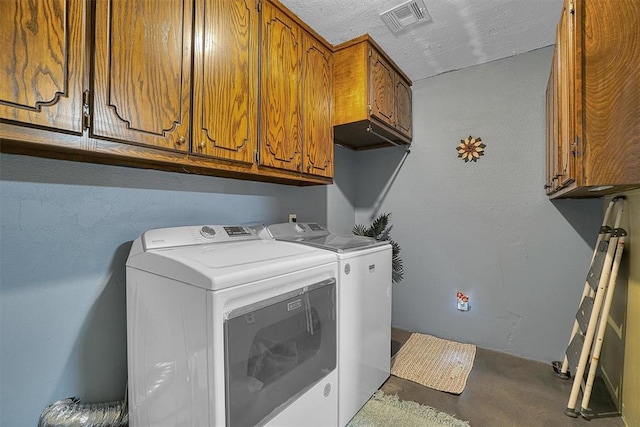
391 333 476 394
347 391 470 427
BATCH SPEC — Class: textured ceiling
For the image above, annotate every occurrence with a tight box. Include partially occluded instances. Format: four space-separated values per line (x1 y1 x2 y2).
279 0 563 82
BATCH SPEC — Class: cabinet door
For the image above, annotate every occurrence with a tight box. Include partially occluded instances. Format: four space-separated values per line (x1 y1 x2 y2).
545 49 560 194
259 1 302 172
556 0 577 187
582 0 640 186
92 0 192 152
192 0 258 163
395 76 412 138
0 0 85 133
369 48 395 128
302 33 333 178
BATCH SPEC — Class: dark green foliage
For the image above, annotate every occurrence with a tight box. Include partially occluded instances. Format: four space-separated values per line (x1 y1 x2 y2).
353 213 404 284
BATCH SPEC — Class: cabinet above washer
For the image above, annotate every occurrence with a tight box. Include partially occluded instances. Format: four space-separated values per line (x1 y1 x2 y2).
0 0 334 186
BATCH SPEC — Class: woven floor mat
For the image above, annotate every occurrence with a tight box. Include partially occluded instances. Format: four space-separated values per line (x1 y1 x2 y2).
391 332 476 394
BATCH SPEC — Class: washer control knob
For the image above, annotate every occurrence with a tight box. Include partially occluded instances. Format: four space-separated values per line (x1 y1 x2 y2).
200 226 217 239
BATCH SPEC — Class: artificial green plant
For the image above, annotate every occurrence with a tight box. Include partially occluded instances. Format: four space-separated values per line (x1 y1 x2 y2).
353 212 404 284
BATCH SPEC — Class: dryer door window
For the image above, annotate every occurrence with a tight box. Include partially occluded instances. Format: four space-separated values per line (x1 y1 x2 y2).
224 279 336 427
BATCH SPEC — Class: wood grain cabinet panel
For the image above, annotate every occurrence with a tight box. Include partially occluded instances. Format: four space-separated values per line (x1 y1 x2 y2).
556 2 577 190
302 33 333 178
259 1 302 172
546 0 640 198
192 0 258 163
546 13 573 195
0 0 86 133
545 50 559 195
369 49 395 129
395 77 413 139
259 0 334 177
92 0 192 152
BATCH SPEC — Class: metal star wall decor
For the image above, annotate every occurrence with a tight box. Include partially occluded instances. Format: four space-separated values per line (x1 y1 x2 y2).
457 136 485 162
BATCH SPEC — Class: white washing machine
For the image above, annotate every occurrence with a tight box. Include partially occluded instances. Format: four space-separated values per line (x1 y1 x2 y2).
125 225 339 427
264 222 392 427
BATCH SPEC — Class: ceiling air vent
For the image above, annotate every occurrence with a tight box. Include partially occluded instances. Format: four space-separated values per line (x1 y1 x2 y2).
380 0 431 34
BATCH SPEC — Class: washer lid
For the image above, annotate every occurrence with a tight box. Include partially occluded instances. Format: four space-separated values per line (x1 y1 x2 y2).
127 226 336 290
266 223 386 253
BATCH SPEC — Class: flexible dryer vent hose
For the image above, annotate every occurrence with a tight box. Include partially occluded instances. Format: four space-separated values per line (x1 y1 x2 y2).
38 396 128 427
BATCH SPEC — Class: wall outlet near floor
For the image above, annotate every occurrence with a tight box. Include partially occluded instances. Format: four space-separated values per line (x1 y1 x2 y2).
288 213 297 223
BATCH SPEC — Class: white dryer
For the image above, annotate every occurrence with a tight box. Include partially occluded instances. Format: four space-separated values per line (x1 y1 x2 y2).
264 222 392 427
126 225 339 427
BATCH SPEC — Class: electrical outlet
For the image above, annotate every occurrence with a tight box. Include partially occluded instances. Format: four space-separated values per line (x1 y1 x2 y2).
288 213 297 223
457 291 470 311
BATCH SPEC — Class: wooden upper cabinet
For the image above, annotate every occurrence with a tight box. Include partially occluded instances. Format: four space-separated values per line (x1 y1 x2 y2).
1 0 333 184
302 32 333 178
0 0 86 133
333 35 412 150
546 0 640 198
191 0 258 163
92 0 192 152
259 1 302 172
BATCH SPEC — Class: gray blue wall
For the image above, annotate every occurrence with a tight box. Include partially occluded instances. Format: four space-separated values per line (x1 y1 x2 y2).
1 46 603 426
0 152 346 427
351 46 603 361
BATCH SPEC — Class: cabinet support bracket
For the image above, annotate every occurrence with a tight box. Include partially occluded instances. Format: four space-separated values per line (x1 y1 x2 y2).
366 125 411 153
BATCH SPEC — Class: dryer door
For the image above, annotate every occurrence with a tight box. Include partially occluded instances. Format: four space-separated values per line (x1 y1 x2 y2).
224 279 336 426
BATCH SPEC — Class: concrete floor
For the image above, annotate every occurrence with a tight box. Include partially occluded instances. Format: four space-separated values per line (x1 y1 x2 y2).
381 329 625 427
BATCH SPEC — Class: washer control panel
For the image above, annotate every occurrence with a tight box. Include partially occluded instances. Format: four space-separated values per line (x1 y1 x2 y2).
142 225 258 251
267 222 329 239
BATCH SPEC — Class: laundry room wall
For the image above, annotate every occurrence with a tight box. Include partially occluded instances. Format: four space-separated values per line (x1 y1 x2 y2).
0 151 348 427
327 145 359 234
352 46 603 362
